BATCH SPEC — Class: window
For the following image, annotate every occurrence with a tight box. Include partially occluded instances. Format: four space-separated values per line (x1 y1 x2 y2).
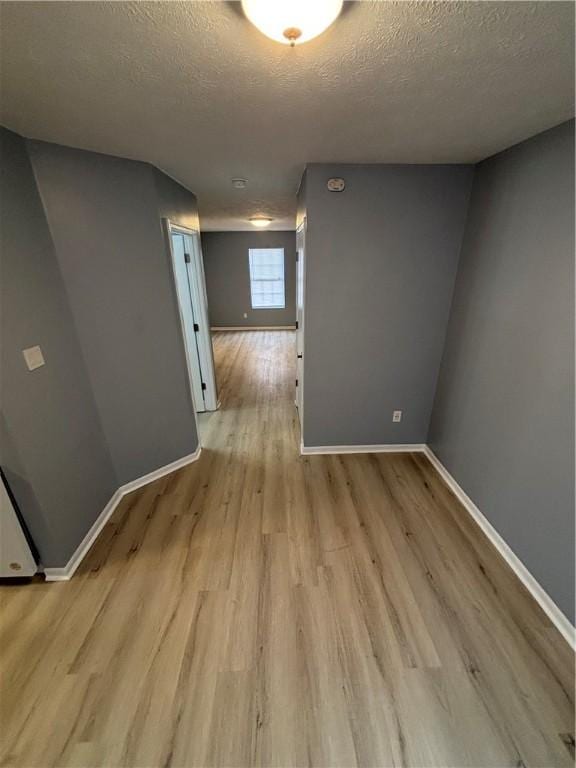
248 248 285 309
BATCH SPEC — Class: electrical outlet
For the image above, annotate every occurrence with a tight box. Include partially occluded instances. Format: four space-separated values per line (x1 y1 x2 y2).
392 410 402 423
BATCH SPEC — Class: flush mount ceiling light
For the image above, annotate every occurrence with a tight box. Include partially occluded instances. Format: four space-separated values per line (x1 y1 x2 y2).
249 216 274 228
241 0 343 46
232 178 248 189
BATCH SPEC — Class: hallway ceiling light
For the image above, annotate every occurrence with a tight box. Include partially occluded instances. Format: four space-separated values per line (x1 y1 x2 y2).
241 0 343 46
249 216 274 228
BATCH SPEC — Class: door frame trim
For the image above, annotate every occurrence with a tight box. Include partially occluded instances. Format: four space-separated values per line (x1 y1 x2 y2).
295 217 306 433
163 219 218 427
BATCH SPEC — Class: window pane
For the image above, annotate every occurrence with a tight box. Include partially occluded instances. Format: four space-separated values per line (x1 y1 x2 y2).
249 248 285 309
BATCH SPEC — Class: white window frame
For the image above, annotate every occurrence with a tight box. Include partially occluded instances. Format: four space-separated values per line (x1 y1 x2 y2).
248 248 286 310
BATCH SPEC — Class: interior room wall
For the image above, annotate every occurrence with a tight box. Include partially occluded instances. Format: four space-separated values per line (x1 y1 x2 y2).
201 231 296 327
428 120 575 623
153 167 200 231
302 163 473 447
0 127 117 567
28 139 199 485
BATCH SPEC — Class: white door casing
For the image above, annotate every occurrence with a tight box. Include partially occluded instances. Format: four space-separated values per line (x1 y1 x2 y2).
166 221 218 414
182 229 218 411
295 219 306 424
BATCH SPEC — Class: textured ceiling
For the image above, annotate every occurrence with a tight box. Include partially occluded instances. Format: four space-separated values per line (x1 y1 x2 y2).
1 1 574 230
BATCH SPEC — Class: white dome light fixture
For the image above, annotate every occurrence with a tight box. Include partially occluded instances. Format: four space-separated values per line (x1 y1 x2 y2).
249 216 274 228
241 0 343 46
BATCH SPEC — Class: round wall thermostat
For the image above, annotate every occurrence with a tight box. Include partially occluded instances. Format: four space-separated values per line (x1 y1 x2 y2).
327 177 345 192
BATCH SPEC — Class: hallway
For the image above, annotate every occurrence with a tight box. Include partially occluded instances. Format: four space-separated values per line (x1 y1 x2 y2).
1 331 573 767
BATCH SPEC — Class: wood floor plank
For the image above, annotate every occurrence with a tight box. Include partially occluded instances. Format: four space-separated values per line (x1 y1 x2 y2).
1 329 573 768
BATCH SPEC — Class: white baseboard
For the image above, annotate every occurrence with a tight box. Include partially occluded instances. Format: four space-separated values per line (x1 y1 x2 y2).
43 489 123 582
119 447 202 494
211 326 296 331
300 442 426 456
44 447 202 582
43 436 574 649
298 439 574 647
423 446 575 649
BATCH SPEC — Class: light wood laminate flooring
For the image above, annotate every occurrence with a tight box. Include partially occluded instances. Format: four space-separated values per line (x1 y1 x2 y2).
1 330 573 767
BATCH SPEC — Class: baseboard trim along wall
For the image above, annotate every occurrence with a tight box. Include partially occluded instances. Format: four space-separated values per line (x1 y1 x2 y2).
423 446 575 649
300 442 427 455
300 440 574 648
43 447 202 582
43 437 574 648
211 326 296 331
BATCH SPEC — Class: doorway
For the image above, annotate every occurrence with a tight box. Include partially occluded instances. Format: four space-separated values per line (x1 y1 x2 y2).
166 220 218 413
295 218 306 424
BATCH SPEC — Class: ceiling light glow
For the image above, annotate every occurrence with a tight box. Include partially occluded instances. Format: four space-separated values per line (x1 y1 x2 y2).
249 216 274 228
241 0 343 46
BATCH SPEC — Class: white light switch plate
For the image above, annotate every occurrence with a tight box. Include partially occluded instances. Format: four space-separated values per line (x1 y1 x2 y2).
22 346 45 371
392 410 402 423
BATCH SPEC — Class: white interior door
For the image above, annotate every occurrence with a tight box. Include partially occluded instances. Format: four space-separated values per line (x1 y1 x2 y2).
182 230 218 411
170 231 206 411
168 224 218 413
295 219 306 420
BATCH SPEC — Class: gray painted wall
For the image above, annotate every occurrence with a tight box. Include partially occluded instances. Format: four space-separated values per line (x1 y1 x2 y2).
28 140 199 485
202 231 296 327
0 128 117 566
154 167 200 232
429 120 575 622
302 163 473 447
